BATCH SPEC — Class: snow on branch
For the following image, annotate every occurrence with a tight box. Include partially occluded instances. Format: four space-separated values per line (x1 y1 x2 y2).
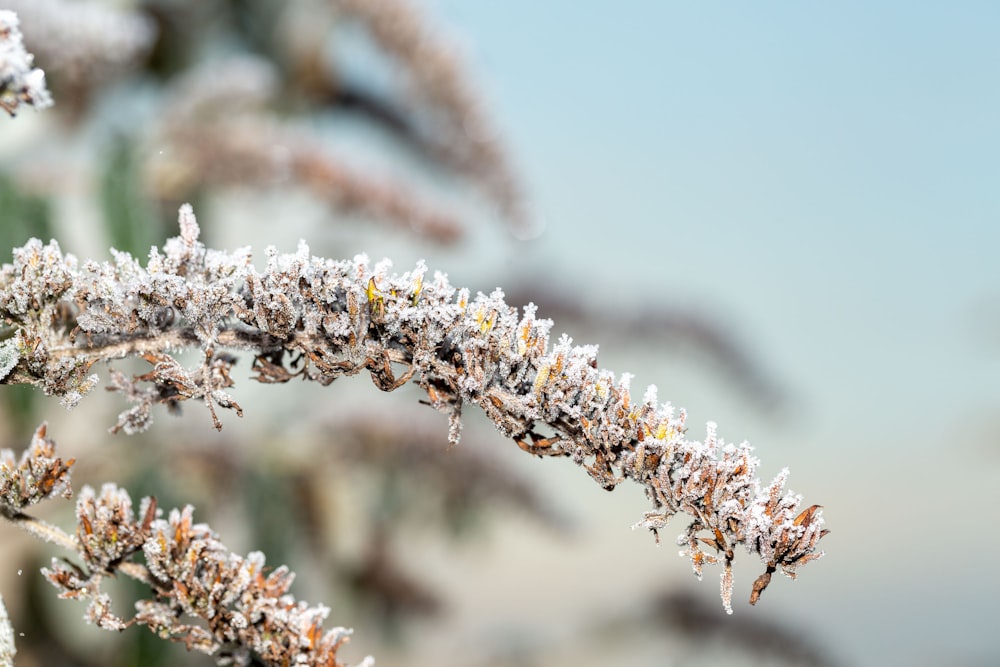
0 204 827 613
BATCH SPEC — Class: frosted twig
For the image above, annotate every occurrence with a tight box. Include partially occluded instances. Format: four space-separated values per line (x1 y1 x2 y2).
0 10 52 116
0 427 371 666
0 205 827 611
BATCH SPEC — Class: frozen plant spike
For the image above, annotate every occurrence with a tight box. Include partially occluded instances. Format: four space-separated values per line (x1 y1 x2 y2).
0 204 827 611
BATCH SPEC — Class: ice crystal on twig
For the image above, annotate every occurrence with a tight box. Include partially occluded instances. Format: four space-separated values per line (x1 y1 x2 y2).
0 205 827 609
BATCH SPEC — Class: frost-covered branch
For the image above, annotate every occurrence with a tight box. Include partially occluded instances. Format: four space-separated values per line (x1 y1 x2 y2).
0 204 827 612
0 10 52 116
0 425 372 667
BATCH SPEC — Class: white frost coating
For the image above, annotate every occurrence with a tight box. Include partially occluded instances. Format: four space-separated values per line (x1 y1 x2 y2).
0 592 15 667
0 338 19 382
58 374 100 410
721 564 734 615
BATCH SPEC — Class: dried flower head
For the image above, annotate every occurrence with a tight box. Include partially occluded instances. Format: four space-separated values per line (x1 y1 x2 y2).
0 423 73 515
13 432 373 667
75 483 155 572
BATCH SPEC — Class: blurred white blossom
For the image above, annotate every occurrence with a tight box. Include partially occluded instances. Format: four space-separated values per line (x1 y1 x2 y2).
0 10 52 116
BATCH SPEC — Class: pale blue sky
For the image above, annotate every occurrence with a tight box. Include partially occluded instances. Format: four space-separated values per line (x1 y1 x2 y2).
426 3 1000 665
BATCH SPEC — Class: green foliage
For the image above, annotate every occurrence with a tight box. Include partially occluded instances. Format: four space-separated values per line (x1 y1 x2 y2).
0 172 52 249
98 135 159 258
